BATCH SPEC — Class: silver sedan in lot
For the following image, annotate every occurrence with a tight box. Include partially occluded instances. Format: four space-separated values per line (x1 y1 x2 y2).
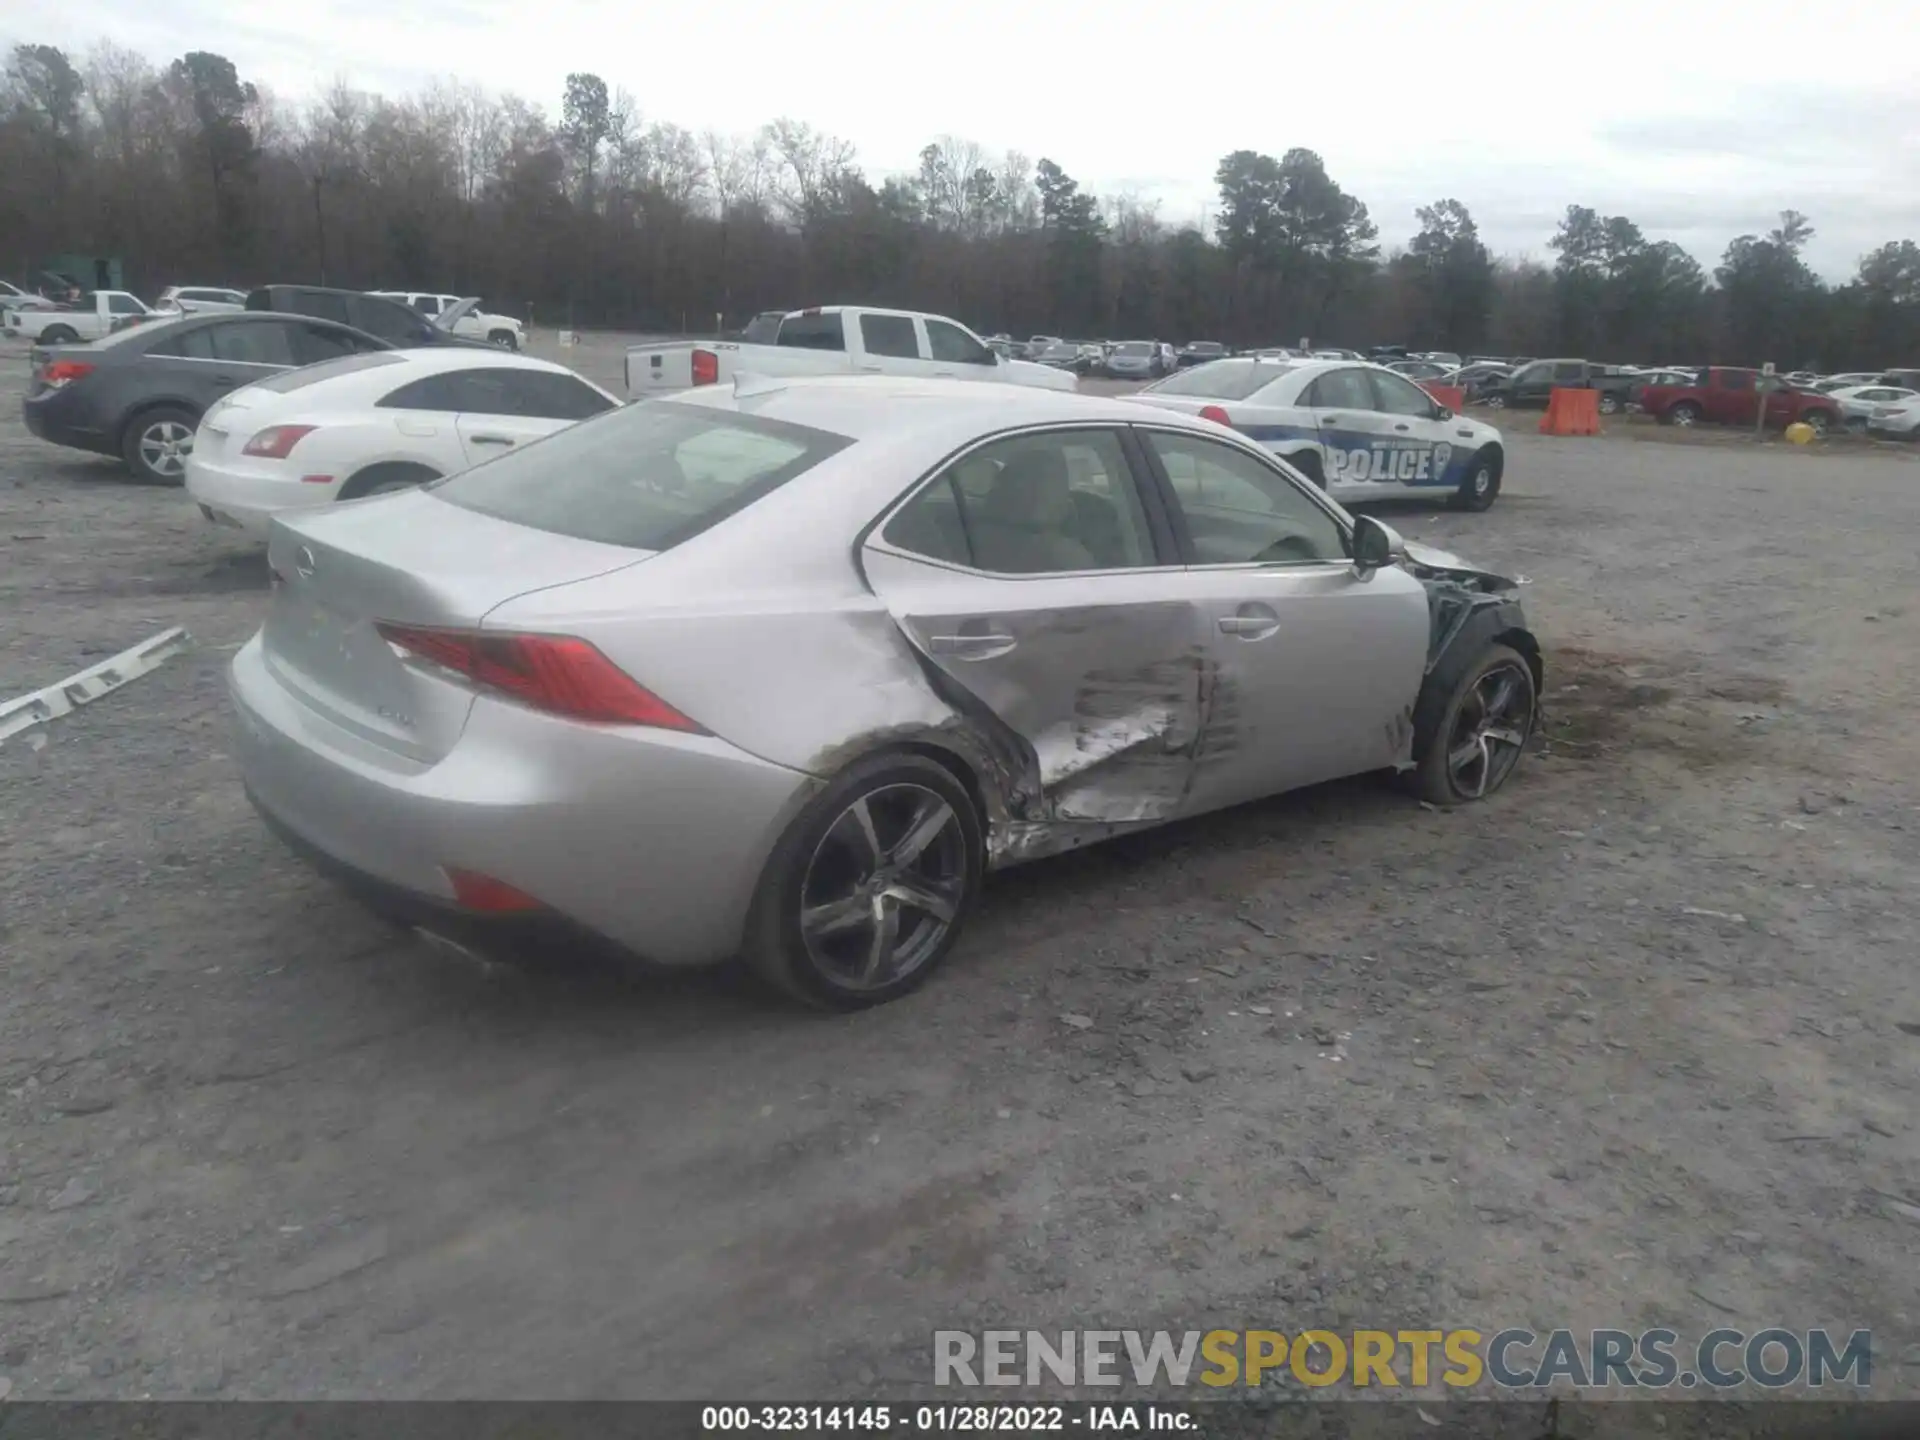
231 378 1541 1008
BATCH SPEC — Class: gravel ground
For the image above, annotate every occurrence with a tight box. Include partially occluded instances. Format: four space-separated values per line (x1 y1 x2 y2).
2 332 1919 1406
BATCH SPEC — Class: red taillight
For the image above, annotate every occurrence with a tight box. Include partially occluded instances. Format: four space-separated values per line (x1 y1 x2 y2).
375 624 706 730
691 348 719 386
1198 405 1233 426
41 360 94 388
242 424 317 459
444 868 545 913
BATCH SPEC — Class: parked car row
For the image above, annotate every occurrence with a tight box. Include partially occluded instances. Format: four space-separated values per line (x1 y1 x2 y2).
16 292 1544 1008
21 288 493 482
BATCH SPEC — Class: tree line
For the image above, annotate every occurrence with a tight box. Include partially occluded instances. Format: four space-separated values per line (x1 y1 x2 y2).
4 41 1919 369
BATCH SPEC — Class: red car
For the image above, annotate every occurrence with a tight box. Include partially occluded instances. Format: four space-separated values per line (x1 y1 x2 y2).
1637 367 1842 435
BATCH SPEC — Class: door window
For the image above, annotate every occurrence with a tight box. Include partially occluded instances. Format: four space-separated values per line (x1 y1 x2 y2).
206 321 297 366
350 295 435 345
1509 363 1548 387
499 370 618 420
1302 367 1374 410
1719 371 1755 391
286 289 351 324
859 314 920 359
1552 361 1586 382
105 292 144 314
411 295 441 315
926 319 994 365
1368 369 1438 417
1146 430 1345 567
883 429 1154 574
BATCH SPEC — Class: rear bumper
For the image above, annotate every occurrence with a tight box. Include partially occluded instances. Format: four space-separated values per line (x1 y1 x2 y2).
229 635 820 967
248 788 608 960
185 455 326 537
23 391 115 455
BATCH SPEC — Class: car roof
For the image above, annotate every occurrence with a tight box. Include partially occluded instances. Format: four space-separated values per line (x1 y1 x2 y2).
669 374 1226 441
342 346 578 376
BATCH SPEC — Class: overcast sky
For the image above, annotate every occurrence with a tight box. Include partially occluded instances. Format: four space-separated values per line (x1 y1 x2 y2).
18 0 1920 279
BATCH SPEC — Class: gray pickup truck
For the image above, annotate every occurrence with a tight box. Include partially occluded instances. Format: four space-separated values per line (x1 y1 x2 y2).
1480 358 1639 416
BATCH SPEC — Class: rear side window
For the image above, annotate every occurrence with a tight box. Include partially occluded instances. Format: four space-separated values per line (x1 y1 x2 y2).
1148 360 1291 399
775 314 846 351
859 314 919 359
434 402 853 551
1302 368 1374 410
252 351 407 392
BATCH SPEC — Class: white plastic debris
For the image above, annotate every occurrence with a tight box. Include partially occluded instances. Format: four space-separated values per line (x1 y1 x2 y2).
0 628 192 748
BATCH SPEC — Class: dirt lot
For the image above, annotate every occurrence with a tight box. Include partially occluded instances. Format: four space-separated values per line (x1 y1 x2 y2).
2 331 1918 1406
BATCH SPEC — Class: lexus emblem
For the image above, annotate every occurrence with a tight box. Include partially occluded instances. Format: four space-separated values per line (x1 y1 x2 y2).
294 546 316 579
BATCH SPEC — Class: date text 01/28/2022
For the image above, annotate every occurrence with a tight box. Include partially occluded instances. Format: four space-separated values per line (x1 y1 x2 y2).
701 1404 1194 1432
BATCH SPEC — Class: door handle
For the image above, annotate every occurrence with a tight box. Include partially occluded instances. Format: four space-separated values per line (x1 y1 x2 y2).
211 373 236 384
1218 613 1280 640
859 363 884 373
1321 415 1342 424
469 434 515 446
927 631 1017 660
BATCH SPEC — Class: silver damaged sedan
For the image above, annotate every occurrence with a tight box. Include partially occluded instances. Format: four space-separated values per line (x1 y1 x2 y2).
231 377 1542 1008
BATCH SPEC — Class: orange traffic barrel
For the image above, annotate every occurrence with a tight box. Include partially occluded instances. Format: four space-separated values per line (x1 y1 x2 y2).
1540 387 1601 436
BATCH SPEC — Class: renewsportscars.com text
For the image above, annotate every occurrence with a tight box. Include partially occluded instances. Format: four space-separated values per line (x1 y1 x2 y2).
933 1327 1873 1390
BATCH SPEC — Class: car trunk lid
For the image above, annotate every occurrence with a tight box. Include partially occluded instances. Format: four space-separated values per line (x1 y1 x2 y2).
261 493 653 763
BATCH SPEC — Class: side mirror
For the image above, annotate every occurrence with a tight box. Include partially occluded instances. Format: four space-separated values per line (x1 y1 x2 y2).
1351 514 1405 579
1433 405 1454 422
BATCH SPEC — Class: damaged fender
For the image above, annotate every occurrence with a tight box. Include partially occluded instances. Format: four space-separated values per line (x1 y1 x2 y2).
1400 542 1542 767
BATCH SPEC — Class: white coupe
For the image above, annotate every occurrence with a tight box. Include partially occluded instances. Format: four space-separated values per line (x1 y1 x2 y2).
185 349 619 537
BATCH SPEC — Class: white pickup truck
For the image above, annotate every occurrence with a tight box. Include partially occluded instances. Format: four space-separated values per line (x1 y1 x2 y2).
5 290 155 343
625 306 1078 398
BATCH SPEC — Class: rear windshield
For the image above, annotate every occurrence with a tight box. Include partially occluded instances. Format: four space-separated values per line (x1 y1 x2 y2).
253 351 407 391
1146 359 1292 400
433 401 854 551
1115 342 1153 356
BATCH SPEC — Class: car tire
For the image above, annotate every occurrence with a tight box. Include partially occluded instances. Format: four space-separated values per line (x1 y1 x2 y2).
40 324 79 345
1483 393 1506 410
1667 402 1701 427
745 751 984 1011
1450 448 1501 512
120 405 199 485
1845 416 1869 434
1597 392 1621 416
488 330 518 350
1415 643 1535 806
1800 410 1831 437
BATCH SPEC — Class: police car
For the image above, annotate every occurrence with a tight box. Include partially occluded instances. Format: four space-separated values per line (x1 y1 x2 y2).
1125 356 1506 511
